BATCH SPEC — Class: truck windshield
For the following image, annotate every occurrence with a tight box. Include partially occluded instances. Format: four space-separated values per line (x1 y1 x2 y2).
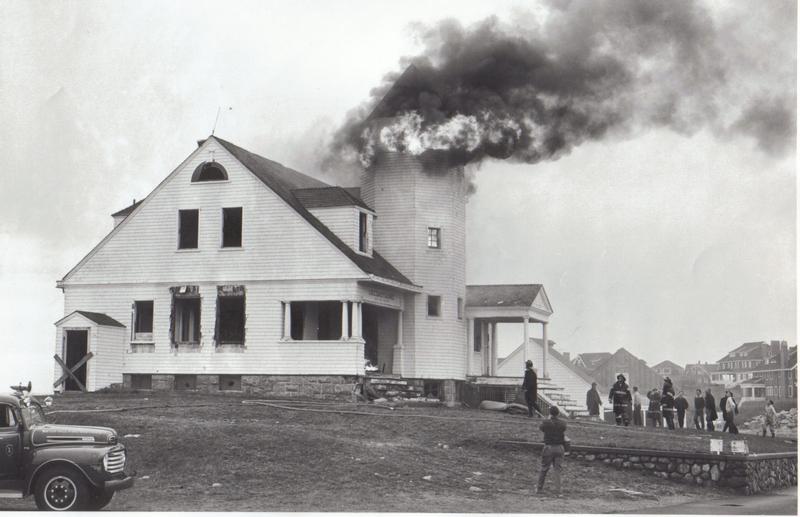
20 404 47 427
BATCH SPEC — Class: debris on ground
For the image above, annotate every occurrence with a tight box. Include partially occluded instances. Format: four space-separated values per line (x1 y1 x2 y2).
422 475 432 481
740 407 797 437
123 433 141 438
211 483 222 488
469 486 483 492
608 488 658 500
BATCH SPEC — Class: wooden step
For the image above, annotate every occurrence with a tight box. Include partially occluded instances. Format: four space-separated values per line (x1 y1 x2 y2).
0 490 23 499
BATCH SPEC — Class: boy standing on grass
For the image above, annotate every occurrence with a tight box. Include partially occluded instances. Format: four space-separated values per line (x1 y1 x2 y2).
763 400 778 437
536 406 566 497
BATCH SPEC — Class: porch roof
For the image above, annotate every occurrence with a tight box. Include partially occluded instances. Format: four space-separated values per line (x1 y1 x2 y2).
55 310 125 328
464 284 552 322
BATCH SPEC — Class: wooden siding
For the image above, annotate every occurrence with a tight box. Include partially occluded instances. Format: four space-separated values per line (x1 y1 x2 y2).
363 153 468 380
64 139 364 286
53 313 125 391
308 206 358 252
591 349 663 395
59 280 367 384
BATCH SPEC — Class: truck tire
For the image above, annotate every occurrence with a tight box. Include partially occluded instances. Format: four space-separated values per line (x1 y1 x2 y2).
85 490 114 511
34 466 90 511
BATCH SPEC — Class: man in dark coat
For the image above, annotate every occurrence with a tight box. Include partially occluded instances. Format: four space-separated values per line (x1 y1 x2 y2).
693 389 705 430
522 360 539 417
586 382 602 418
704 388 717 431
674 391 690 429
661 389 676 430
647 388 662 427
608 374 631 426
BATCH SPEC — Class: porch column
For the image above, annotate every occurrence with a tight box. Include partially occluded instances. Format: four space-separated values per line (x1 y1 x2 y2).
489 322 497 376
341 301 350 340
481 321 488 376
351 302 362 339
283 302 292 339
394 310 404 377
466 317 473 376
542 322 548 378
522 316 530 365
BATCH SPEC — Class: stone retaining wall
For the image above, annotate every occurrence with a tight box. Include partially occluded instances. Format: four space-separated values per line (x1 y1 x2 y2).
122 374 359 400
501 441 797 495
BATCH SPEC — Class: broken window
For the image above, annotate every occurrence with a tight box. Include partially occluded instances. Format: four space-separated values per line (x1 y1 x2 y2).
222 207 242 248
427 295 441 317
358 212 368 252
289 301 343 340
178 209 199 249
191 161 228 182
132 300 153 342
131 374 152 390
170 286 201 345
215 285 245 346
219 375 242 391
427 227 441 248
175 375 197 390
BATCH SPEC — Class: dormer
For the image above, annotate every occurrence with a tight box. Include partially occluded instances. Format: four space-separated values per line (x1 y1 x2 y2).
110 199 141 228
293 187 375 256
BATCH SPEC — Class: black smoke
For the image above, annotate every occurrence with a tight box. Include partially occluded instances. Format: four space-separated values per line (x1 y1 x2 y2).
328 0 795 169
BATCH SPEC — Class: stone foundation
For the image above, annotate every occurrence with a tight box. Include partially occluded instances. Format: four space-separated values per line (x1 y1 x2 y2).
122 373 360 400
500 442 797 495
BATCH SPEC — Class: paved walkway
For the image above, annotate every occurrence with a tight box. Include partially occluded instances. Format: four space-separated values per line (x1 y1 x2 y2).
630 487 797 515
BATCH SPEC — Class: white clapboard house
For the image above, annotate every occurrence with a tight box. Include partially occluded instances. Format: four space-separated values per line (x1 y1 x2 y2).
53 131 559 403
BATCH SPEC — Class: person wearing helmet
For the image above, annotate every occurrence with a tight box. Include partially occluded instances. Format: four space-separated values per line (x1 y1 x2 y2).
522 359 539 417
608 374 631 426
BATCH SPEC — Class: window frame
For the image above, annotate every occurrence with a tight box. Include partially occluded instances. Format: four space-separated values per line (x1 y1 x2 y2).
191 161 229 182
427 295 442 318
178 209 199 250
215 286 246 346
457 297 464 320
221 207 243 248
427 227 442 249
132 300 154 343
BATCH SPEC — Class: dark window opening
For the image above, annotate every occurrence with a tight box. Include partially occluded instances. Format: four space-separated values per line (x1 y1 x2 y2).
290 301 343 340
171 295 201 345
358 212 368 252
427 227 441 249
457 297 463 320
175 375 197 390
191 161 228 182
216 286 245 345
473 320 482 352
424 380 442 399
0 404 17 428
131 374 152 390
427 295 441 317
178 209 199 249
222 207 242 248
219 375 242 391
133 300 153 341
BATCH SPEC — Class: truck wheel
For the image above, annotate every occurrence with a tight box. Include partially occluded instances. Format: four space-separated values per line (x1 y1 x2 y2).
85 490 114 510
34 466 90 511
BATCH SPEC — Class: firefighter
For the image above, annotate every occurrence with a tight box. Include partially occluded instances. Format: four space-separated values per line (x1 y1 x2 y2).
661 388 676 430
647 388 662 427
608 374 631 426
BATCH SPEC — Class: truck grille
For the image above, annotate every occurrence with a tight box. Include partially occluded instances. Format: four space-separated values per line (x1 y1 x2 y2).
103 449 126 474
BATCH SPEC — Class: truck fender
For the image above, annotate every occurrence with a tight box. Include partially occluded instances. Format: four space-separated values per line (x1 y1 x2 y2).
27 459 100 495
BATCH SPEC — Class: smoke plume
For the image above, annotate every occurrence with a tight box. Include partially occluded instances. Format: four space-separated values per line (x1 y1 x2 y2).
328 0 795 170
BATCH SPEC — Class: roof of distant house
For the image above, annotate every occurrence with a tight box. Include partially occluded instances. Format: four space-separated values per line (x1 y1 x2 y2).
575 352 613 370
465 284 544 308
111 200 142 218
652 360 685 373
717 342 770 363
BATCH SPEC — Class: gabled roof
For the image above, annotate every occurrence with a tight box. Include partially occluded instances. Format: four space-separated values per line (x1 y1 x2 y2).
293 187 373 211
111 200 142 218
465 284 543 308
717 341 768 362
546 345 598 385
55 310 125 328
210 137 415 288
652 360 684 373
574 352 613 370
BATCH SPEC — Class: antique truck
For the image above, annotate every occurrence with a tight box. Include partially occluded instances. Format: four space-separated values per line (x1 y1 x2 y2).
0 383 133 510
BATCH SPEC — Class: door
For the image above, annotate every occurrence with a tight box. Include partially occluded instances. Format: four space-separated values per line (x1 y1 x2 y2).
65 330 88 391
0 404 21 481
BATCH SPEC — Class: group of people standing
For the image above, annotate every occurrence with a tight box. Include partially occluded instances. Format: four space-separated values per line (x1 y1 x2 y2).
586 375 745 434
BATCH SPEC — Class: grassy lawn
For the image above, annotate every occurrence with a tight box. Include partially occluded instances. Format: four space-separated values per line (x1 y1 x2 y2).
2 392 795 512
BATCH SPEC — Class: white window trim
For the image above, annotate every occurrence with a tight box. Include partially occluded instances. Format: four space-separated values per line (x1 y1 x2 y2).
427 227 442 249
354 208 373 257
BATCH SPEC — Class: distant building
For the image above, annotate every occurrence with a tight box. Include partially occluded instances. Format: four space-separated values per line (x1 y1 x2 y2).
572 352 612 372
715 340 785 389
683 362 715 388
747 344 796 400
652 360 685 381
575 348 663 394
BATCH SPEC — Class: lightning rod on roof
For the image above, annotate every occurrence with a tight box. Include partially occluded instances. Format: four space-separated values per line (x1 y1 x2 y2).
211 106 233 136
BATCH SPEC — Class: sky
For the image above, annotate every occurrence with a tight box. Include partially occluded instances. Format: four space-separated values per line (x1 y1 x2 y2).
0 0 795 392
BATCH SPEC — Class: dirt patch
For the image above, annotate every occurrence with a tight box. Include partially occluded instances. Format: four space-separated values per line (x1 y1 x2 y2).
1 392 792 512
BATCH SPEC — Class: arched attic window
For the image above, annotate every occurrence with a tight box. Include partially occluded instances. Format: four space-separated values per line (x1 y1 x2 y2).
191 161 228 182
